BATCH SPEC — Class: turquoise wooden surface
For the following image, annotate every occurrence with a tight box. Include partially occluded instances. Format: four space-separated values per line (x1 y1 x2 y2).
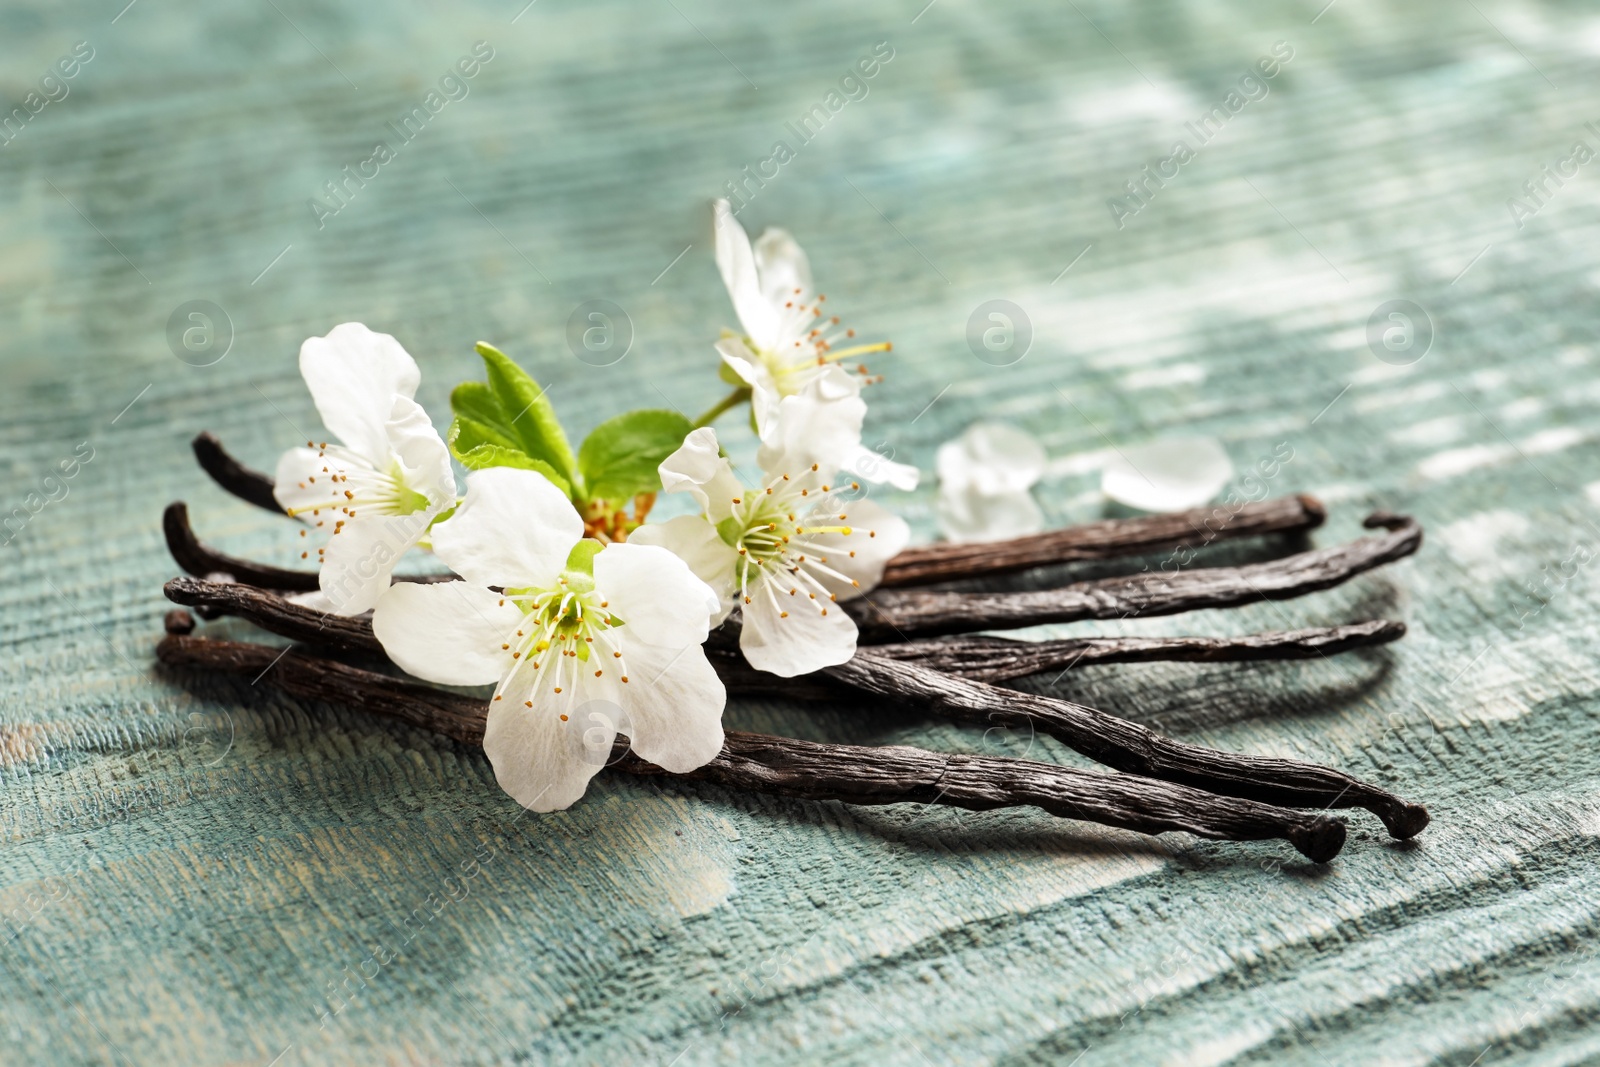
3 0 1599 1063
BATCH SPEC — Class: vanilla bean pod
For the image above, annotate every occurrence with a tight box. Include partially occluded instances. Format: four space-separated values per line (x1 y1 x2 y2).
165 502 455 592
165 503 320 591
847 514 1422 641
193 432 280 513
160 576 1420 837
881 494 1326 586
165 577 1403 686
870 620 1406 682
186 431 1327 589
164 497 1420 647
822 652 1429 840
154 632 1347 861
165 575 381 654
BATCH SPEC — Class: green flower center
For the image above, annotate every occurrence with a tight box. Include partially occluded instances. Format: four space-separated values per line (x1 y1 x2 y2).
503 577 623 666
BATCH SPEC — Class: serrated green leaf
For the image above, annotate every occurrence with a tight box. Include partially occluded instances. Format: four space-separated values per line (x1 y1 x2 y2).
475 342 577 481
448 414 520 462
452 439 571 497
449 382 519 451
577 409 693 502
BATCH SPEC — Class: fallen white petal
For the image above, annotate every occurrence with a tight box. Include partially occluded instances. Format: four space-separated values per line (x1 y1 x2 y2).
1101 436 1234 512
936 486 1045 543
936 421 1046 495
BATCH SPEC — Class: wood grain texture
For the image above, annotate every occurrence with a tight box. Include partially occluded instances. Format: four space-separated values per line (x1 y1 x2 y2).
2 0 1599 1064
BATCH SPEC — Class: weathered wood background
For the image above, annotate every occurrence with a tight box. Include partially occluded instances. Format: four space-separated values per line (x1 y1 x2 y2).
3 0 1598 1063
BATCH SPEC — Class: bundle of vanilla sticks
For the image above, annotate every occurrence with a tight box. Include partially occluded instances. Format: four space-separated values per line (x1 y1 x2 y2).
156 432 1427 864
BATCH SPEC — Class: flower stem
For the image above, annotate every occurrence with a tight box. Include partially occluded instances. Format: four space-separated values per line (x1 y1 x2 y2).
690 386 751 429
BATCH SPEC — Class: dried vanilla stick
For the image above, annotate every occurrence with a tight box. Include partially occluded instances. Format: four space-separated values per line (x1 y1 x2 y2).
847 514 1422 641
184 433 1326 590
880 493 1325 586
160 577 1425 838
823 651 1429 840
850 619 1405 682
165 576 1404 683
155 631 1348 862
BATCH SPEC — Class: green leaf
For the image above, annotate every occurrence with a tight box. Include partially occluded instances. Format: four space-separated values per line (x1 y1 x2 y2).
448 382 519 452
474 342 577 480
448 414 520 461
451 436 571 498
564 538 603 576
577 409 693 502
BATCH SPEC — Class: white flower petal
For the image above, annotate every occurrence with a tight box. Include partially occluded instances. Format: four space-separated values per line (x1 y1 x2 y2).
1101 437 1234 512
593 541 720 647
756 373 866 476
612 641 725 773
839 444 920 491
285 589 336 613
299 323 421 465
431 467 582 588
936 486 1045 543
657 427 744 523
371 582 519 686
752 227 813 306
799 499 909 601
385 395 456 506
482 691 614 812
627 515 739 625
716 339 783 433
713 200 779 351
318 513 432 615
739 587 859 677
272 446 343 516
936 421 1046 495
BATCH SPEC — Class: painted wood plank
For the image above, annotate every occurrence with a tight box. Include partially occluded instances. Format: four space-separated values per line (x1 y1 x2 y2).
2 0 1598 1064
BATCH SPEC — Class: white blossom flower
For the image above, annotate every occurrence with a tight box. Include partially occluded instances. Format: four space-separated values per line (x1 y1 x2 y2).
630 424 909 677
1101 436 1233 512
935 421 1047 543
754 368 919 491
371 466 726 812
712 200 898 451
273 323 456 615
